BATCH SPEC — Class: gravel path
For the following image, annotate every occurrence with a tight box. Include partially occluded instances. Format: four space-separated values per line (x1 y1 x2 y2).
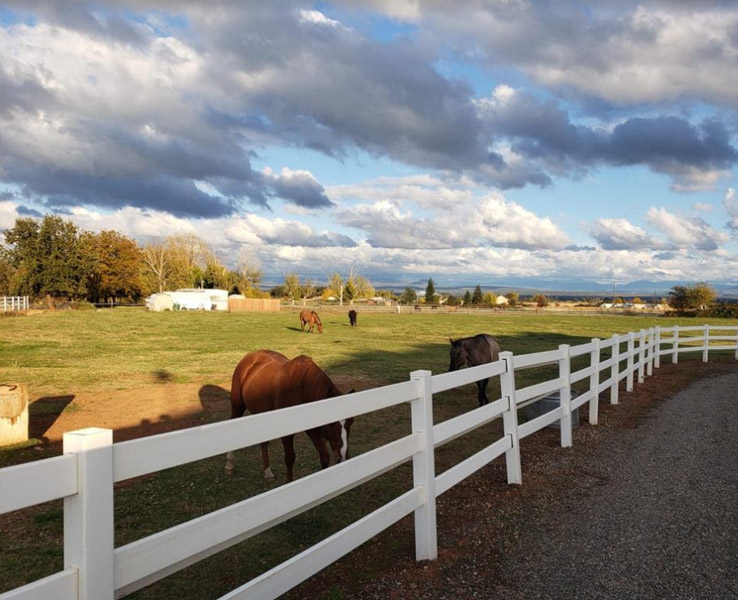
489 370 738 600
343 367 738 600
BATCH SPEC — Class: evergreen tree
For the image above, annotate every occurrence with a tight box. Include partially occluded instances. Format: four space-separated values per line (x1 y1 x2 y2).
425 278 437 304
463 290 472 305
472 285 483 304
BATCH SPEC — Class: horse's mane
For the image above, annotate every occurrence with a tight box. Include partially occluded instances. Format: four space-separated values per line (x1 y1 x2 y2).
291 355 339 402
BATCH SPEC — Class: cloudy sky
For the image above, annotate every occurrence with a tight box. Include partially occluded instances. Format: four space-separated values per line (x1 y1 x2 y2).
1 1 738 289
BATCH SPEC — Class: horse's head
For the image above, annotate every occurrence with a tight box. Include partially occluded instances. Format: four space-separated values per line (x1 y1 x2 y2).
316 320 323 334
321 389 355 463
448 339 466 371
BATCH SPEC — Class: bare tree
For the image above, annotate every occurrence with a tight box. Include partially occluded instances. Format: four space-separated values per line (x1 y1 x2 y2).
141 242 170 293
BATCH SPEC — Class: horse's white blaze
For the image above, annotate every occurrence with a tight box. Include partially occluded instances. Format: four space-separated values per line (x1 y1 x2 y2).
339 419 348 461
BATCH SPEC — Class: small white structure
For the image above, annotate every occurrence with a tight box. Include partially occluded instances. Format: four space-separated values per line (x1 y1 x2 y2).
146 293 174 312
177 288 229 311
495 295 509 306
168 290 214 311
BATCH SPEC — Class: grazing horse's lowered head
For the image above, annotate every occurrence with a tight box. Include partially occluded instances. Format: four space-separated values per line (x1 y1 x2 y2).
448 334 501 406
225 350 354 482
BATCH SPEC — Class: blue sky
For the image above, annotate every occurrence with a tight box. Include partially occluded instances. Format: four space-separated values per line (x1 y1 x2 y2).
1 1 738 290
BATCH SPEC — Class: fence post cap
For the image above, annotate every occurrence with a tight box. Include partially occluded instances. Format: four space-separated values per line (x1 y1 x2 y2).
410 370 432 379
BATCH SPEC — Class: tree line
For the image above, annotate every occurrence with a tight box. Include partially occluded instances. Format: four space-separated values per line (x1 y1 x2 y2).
0 215 265 304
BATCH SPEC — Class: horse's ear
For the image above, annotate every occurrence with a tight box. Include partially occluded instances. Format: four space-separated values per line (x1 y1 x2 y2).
449 338 456 345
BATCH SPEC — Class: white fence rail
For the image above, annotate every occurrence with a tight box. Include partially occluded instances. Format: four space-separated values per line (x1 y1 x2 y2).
1 324 737 600
1 296 29 312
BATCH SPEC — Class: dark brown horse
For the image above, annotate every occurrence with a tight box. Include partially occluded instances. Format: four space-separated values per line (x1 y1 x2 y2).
224 350 354 481
348 309 357 326
299 309 323 333
449 334 501 406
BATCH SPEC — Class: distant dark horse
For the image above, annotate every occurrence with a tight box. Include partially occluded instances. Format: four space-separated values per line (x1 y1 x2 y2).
225 350 354 481
348 309 357 326
448 334 501 406
299 309 323 333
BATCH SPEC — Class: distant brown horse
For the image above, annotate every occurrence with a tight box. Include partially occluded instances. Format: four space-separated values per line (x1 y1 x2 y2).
225 350 354 481
348 309 357 326
299 309 323 333
449 334 501 406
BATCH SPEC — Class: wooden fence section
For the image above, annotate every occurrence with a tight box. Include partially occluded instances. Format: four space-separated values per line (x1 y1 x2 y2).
1 324 737 600
1 296 29 312
228 298 281 312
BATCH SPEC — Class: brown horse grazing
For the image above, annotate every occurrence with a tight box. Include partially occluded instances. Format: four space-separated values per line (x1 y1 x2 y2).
224 350 354 481
348 309 357 326
449 334 501 406
299 309 323 333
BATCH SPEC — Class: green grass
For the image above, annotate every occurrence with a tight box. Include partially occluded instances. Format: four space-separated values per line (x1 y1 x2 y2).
1 308 735 598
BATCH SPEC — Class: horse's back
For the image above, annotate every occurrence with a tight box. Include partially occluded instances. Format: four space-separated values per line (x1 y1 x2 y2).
467 334 501 365
231 350 289 414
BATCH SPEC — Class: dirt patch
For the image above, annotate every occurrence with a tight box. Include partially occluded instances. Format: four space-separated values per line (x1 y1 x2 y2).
28 379 232 445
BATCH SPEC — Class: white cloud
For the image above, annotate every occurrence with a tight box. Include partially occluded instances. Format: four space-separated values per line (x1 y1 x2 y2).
337 193 570 250
646 207 730 250
590 218 659 250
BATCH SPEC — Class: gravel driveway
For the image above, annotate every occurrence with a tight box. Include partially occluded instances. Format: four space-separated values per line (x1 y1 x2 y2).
335 364 738 600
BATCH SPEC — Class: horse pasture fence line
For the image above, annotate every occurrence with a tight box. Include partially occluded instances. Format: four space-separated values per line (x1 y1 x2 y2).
1 323 736 600
1 296 29 313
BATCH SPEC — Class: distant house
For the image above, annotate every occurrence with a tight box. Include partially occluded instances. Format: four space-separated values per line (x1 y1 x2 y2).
495 295 509 306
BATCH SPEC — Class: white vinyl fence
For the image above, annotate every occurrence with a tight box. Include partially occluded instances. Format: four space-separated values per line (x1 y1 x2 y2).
1 324 737 600
1 296 29 312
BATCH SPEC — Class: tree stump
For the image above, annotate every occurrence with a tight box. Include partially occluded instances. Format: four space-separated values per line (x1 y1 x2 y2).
0 384 29 446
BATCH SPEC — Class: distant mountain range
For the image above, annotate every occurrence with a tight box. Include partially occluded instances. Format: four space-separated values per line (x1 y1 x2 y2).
261 274 738 299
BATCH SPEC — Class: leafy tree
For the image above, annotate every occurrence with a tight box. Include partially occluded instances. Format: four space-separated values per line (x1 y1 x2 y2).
482 291 497 306
82 230 143 303
462 290 472 305
445 294 460 306
425 278 437 304
613 297 624 304
507 291 519 306
471 285 483 304
632 297 643 304
329 272 344 305
3 215 89 302
354 275 374 299
234 248 263 295
302 278 317 299
399 287 417 305
668 283 716 310
532 293 549 307
283 273 302 301
343 277 357 303
141 242 170 293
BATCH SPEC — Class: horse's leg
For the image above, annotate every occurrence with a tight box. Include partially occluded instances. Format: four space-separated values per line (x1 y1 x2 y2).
224 401 246 476
307 429 330 469
480 377 490 405
261 441 275 481
281 435 296 482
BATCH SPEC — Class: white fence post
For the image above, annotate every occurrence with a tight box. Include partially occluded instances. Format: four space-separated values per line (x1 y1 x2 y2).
637 330 645 384
589 338 600 425
610 334 620 405
409 370 437 561
646 328 654 377
63 427 114 600
626 332 635 392
558 344 573 448
672 326 679 364
654 327 661 369
702 325 709 362
498 351 522 485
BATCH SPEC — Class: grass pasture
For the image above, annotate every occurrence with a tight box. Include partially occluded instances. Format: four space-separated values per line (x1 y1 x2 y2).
1 309 735 598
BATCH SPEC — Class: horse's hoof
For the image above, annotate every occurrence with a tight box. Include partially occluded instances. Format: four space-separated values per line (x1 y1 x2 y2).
264 468 275 481
224 467 233 477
